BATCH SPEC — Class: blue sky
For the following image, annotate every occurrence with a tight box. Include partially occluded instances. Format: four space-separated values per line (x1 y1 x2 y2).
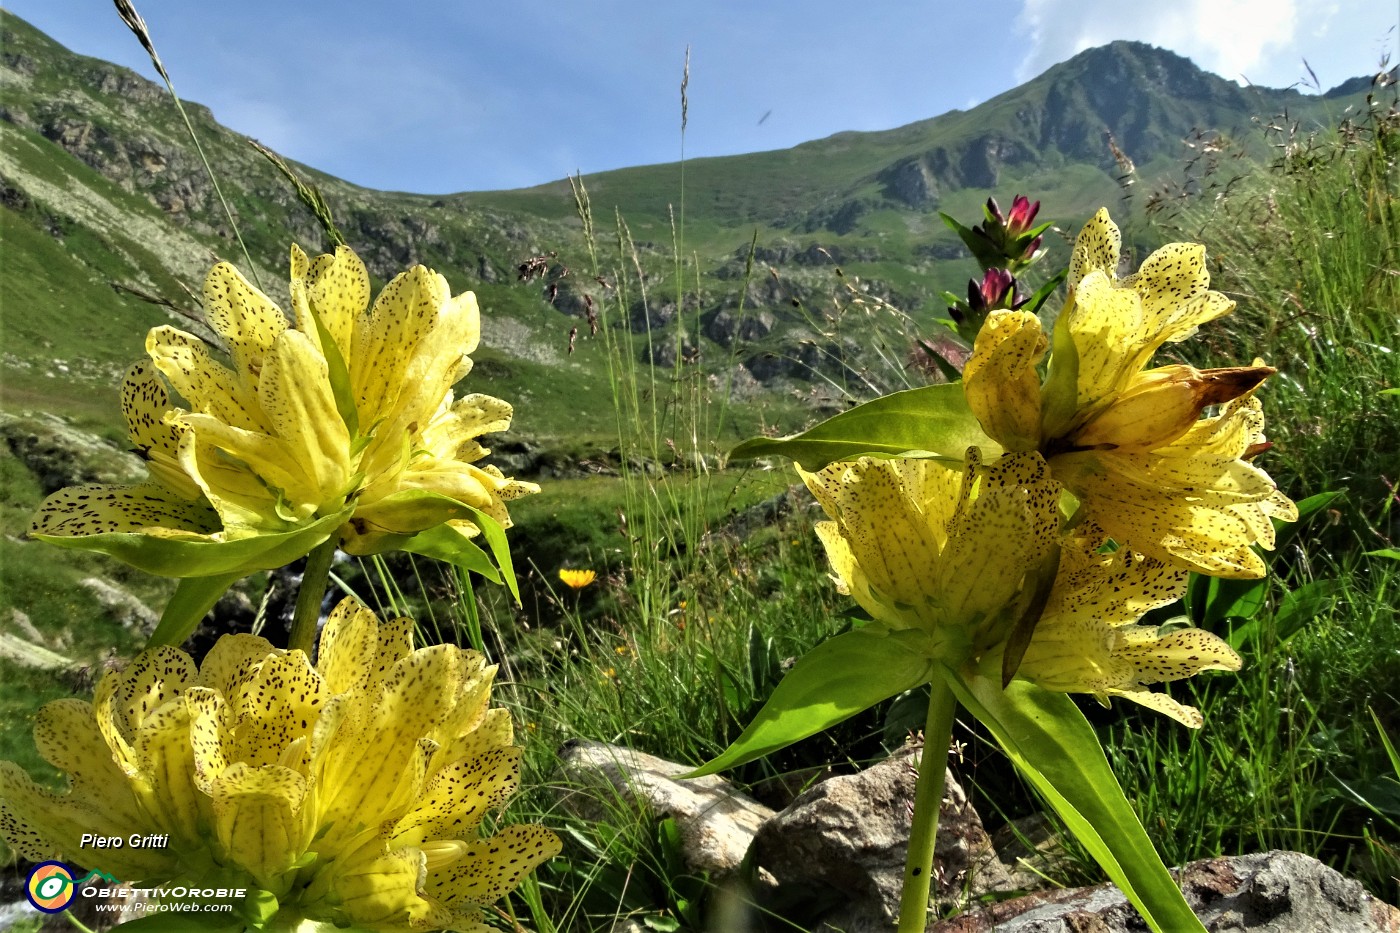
5 1 1395 194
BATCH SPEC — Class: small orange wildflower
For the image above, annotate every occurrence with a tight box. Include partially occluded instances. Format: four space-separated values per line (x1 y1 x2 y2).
559 568 597 589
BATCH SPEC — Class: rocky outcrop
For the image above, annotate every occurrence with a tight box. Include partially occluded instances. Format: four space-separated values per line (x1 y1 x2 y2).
77 577 158 636
879 135 1036 208
702 307 776 348
932 850 1400 933
0 411 144 495
749 748 1020 933
550 740 1400 933
555 739 775 878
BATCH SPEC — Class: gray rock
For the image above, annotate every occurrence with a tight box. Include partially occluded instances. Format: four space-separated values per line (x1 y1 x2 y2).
1 607 47 646
930 850 1400 932
78 577 158 635
988 813 1072 893
0 632 74 671
750 747 1015 933
555 740 776 878
702 308 776 348
0 412 144 495
880 156 942 208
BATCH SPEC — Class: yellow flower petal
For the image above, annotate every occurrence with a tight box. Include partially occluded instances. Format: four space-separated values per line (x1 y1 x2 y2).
196 633 277 697
1122 242 1233 347
1073 364 1274 451
307 843 429 930
937 451 1060 633
316 598 382 695
314 647 462 844
206 762 307 888
1058 269 1148 418
1046 546 1188 627
122 361 202 499
435 708 514 772
32 700 148 827
799 458 945 615
1055 449 1279 577
812 520 875 604
146 325 265 433
0 762 178 878
351 267 476 431
964 310 1046 451
230 651 325 768
558 568 597 590
1067 207 1121 291
1113 625 1242 681
255 329 354 508
1020 543 1235 727
129 697 208 846
389 746 522 848
29 482 219 537
99 646 196 743
202 261 289 383
426 823 562 908
1109 687 1205 728
290 243 369 358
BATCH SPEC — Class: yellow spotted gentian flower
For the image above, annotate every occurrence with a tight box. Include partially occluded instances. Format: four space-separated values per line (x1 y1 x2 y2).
799 452 1238 727
1016 527 1241 728
0 598 560 932
963 208 1297 577
29 246 536 644
710 206 1291 932
798 450 1060 664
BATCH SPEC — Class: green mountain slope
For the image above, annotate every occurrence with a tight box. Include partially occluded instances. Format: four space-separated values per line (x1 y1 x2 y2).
0 9 1379 442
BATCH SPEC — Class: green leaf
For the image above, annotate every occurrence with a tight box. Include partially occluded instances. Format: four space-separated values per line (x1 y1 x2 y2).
1197 576 1268 627
303 295 359 438
343 490 522 602
399 517 520 604
1039 304 1082 439
945 666 1206 933
728 384 998 471
147 572 243 647
240 888 280 928
1271 578 1343 643
686 627 933 777
32 508 352 578
1371 708 1400 779
1022 269 1068 317
1366 548 1400 560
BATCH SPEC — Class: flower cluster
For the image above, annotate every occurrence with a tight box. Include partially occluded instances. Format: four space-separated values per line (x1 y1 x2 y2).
963 208 1297 578
30 245 537 571
802 208 1293 726
0 599 559 932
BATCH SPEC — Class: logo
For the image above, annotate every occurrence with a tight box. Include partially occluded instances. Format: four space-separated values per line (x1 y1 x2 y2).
25 861 76 913
24 863 120 914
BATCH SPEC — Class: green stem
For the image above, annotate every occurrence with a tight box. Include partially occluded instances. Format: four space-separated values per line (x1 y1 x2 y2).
63 913 97 933
897 674 959 933
288 536 339 654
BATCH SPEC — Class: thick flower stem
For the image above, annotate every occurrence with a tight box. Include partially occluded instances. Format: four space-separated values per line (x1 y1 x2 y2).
897 674 959 933
288 536 338 654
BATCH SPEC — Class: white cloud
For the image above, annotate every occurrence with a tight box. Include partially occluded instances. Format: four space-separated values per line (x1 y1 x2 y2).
1014 0 1304 85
